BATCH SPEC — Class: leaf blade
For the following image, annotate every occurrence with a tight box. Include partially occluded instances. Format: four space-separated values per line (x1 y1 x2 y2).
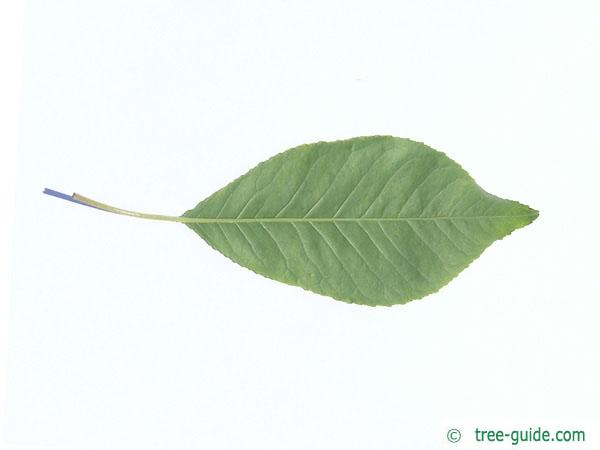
183 136 537 306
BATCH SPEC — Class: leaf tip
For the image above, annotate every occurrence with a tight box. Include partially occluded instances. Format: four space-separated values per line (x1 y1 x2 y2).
523 204 540 225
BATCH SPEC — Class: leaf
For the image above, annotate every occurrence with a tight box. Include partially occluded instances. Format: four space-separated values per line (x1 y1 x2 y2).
182 136 538 306
45 136 537 306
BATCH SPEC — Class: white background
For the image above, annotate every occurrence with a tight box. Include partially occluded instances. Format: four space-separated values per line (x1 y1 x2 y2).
2 1 600 449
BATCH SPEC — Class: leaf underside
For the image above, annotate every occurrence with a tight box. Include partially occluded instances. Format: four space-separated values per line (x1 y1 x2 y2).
182 136 537 306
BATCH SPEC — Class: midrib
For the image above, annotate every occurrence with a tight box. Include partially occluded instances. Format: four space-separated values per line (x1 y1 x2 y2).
178 214 537 224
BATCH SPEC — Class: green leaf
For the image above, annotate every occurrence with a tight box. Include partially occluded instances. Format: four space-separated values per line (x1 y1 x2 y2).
182 136 538 306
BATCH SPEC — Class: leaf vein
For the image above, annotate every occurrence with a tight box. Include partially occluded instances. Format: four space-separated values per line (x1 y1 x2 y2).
332 150 388 218
309 222 372 301
333 222 394 301
377 222 434 285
